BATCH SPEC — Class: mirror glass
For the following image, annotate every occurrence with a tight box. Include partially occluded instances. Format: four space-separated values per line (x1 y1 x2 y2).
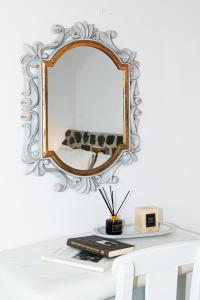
47 46 124 170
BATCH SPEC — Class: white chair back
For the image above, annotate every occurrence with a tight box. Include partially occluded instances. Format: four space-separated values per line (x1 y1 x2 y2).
112 241 200 300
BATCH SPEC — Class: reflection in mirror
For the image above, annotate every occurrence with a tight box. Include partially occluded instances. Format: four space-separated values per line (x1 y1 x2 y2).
48 46 124 170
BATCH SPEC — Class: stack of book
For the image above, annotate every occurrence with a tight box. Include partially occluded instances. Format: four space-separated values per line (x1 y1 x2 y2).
41 235 134 272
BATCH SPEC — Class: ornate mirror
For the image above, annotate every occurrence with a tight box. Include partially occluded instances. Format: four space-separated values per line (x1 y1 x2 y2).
21 21 141 193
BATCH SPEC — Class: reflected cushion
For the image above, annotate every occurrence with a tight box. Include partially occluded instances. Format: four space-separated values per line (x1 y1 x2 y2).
56 145 95 170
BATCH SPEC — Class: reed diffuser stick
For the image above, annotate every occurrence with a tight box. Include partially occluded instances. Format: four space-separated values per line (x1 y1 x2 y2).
102 187 113 213
98 189 113 215
115 190 130 215
110 186 114 215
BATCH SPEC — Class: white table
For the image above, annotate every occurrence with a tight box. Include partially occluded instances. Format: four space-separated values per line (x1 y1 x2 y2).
0 225 199 300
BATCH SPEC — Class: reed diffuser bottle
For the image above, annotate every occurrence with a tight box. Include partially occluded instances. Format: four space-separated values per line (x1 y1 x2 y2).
99 186 130 235
106 215 123 235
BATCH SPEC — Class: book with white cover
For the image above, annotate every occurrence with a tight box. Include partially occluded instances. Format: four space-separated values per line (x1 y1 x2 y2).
41 246 113 272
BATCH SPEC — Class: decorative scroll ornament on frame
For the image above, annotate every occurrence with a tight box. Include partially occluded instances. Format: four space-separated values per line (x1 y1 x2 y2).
21 21 141 193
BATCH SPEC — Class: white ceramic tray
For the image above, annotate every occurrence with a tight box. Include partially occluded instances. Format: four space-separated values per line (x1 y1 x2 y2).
93 222 175 239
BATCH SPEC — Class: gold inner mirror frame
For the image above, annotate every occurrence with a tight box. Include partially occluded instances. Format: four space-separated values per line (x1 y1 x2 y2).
42 40 130 176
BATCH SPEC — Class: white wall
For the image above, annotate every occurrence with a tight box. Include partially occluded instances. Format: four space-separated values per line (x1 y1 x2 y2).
0 0 200 251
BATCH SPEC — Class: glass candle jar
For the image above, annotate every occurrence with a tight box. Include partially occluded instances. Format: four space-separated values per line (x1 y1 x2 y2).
106 215 123 235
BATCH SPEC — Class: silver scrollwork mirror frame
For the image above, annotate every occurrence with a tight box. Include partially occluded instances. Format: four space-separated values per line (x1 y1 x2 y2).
21 21 141 193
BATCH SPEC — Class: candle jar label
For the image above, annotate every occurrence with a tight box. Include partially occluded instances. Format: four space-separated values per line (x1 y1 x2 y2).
112 224 122 233
146 213 156 227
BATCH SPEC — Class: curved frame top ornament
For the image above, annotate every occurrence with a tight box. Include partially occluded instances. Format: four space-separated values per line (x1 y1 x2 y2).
21 21 141 193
